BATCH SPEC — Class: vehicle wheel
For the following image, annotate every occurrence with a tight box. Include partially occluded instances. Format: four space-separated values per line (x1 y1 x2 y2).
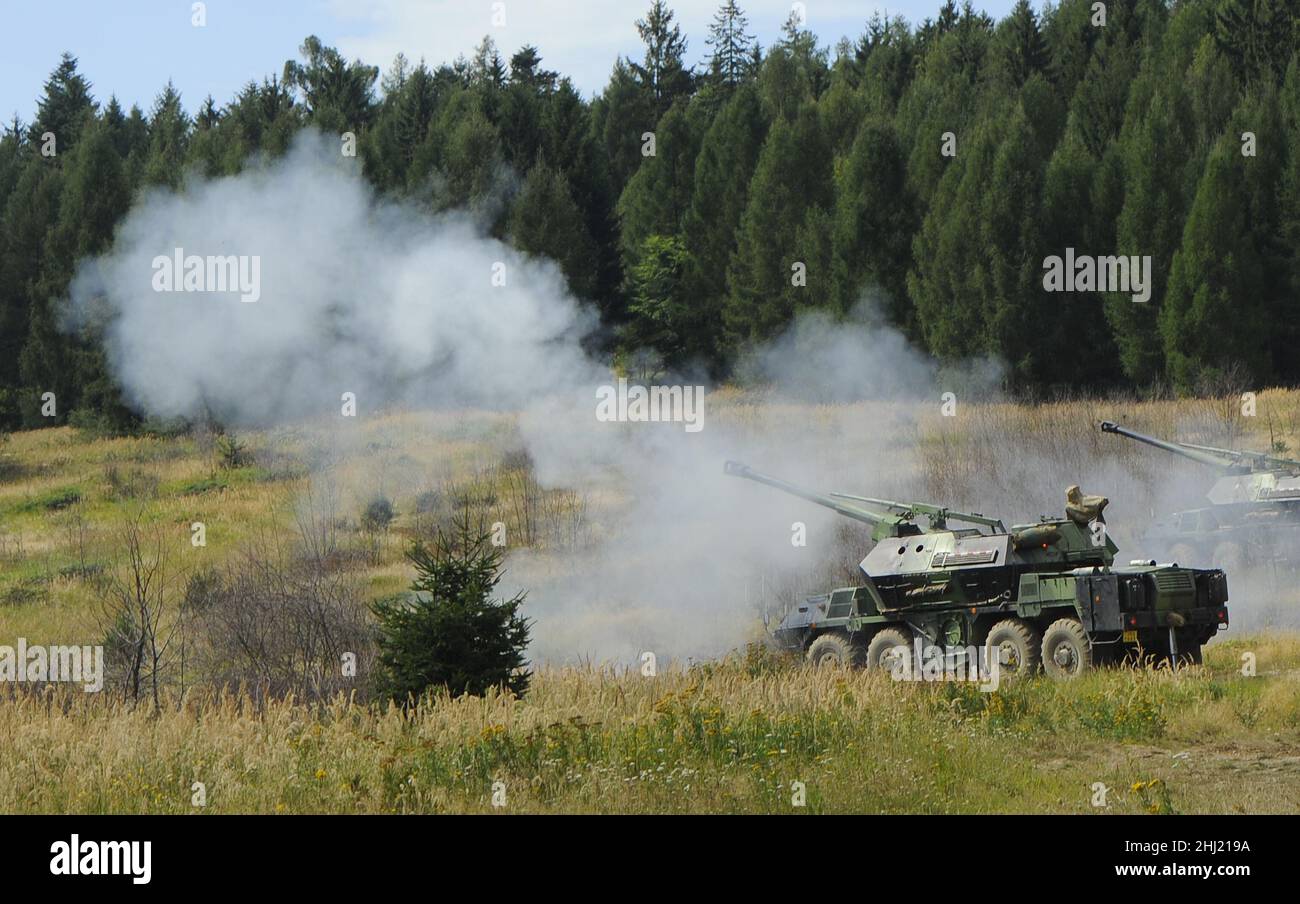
986 619 1041 677
865 627 912 673
1041 618 1093 679
1212 541 1245 572
807 633 865 669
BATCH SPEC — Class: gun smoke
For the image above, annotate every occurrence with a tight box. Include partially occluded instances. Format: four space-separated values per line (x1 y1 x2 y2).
65 133 1289 664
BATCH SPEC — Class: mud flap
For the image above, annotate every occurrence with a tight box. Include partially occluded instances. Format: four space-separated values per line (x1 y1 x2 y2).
1076 574 1120 632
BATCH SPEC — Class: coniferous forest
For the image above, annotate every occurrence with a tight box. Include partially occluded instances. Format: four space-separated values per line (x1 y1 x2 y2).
2 0 1299 432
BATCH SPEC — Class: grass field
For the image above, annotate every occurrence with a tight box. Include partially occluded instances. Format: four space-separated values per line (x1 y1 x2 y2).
1 390 1299 813
1 636 1297 814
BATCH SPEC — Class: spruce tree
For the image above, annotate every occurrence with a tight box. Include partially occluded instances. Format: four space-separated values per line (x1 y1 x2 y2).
509 163 598 298
1160 134 1270 389
632 1 692 120
725 102 832 345
682 83 767 363
705 1 755 91
831 116 915 326
372 514 531 703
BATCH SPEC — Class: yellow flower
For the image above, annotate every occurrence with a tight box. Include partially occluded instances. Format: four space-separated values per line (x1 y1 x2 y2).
314 768 327 780
1131 781 1145 792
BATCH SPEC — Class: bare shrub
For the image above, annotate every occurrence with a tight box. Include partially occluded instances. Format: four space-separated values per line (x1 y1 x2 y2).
99 511 185 708
104 464 159 500
540 487 590 550
497 467 539 545
196 533 372 701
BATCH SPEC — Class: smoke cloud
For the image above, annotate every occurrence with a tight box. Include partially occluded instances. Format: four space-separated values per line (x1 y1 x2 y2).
65 132 1287 664
68 136 601 423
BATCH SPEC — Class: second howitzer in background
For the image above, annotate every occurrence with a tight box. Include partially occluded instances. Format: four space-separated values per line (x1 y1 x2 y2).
1100 420 1300 571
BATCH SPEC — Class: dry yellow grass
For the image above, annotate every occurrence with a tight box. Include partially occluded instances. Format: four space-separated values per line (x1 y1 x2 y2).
0 638 1296 814
2 391 1299 813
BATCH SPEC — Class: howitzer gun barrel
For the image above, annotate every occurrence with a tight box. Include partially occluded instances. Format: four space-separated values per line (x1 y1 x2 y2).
1099 421 1244 471
722 461 901 532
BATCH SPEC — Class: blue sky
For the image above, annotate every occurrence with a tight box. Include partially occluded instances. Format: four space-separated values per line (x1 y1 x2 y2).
2 0 1018 122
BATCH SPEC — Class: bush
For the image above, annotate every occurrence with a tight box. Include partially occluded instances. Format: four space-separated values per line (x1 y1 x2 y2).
214 433 247 469
371 514 531 703
361 496 395 532
197 543 372 700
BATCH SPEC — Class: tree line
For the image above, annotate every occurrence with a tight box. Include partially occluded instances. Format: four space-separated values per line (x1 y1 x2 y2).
2 0 1299 431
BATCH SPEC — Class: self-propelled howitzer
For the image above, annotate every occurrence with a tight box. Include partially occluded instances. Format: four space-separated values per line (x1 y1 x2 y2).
725 461 1228 676
1099 421 1300 569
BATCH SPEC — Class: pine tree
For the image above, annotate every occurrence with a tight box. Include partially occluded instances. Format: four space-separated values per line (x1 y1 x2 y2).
509 163 598 298
509 45 558 91
1213 0 1298 86
437 101 503 214
469 35 508 90
908 112 1004 363
594 59 655 199
632 1 692 120
831 116 915 326
624 233 693 364
705 1 755 91
4 162 64 426
142 83 190 188
371 515 531 703
1279 54 1300 383
1160 134 1270 389
283 35 379 132
30 53 97 151
615 101 698 272
725 102 832 345
1105 76 1196 384
682 83 767 362
995 0 1052 90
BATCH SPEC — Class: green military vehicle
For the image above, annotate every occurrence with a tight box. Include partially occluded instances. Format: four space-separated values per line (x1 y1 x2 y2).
724 461 1230 676
1100 420 1300 571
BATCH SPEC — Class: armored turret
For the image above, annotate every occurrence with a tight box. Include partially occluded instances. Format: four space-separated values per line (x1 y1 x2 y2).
1099 421 1300 568
725 459 1228 676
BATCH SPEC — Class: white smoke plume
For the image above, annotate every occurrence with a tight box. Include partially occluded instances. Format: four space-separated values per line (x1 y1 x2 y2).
65 131 1283 663
68 135 602 423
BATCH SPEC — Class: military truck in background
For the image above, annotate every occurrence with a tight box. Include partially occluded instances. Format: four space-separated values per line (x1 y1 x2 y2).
724 461 1230 676
1099 420 1300 572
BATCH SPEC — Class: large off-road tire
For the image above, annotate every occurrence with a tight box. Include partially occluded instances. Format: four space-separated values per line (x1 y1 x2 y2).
865 627 912 673
806 633 865 669
986 619 1042 677
1041 618 1093 679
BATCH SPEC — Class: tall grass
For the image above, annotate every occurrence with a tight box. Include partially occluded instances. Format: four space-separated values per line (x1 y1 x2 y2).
0 638 1296 814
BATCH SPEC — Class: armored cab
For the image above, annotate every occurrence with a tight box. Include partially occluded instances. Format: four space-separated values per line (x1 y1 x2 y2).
724 461 1229 676
1099 421 1300 569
